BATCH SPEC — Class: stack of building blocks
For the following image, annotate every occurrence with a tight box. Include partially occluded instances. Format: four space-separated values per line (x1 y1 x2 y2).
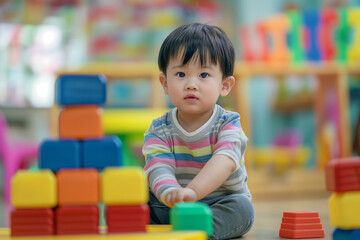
325 157 360 239
170 202 213 236
279 211 325 239
10 74 151 236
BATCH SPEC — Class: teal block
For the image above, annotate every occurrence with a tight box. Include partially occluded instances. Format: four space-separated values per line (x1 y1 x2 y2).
170 202 213 236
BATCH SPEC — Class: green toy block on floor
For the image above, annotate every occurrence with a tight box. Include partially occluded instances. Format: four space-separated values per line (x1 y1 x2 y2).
170 202 213 236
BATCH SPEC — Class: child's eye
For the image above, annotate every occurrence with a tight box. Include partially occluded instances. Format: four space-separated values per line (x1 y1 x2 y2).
176 72 185 78
199 73 209 78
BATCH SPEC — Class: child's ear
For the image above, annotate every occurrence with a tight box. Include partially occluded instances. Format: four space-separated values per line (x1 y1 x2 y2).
220 76 235 97
159 73 169 95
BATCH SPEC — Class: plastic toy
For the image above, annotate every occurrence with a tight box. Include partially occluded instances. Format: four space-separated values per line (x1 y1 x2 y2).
59 105 103 139
287 10 305 63
170 202 213 236
55 206 99 235
11 208 54 236
39 139 81 171
11 170 57 208
333 228 360 240
106 204 149 233
101 167 148 205
256 22 270 62
329 191 360 229
265 14 290 62
347 8 360 63
325 157 360 192
83 136 123 171
335 8 350 63
0 112 38 204
57 169 100 206
55 74 107 106
238 25 254 62
279 211 325 239
303 10 321 62
319 8 338 61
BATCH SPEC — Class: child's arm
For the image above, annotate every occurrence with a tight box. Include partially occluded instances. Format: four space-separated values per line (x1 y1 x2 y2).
164 154 235 208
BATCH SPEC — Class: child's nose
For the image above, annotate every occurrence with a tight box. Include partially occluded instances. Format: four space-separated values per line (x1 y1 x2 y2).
185 78 198 90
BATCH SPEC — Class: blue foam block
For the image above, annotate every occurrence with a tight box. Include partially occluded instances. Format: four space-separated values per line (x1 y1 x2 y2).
39 139 82 172
83 136 123 171
55 74 107 106
333 228 360 240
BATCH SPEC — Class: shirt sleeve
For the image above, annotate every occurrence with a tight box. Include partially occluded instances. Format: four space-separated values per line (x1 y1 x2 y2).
213 112 248 169
142 121 181 202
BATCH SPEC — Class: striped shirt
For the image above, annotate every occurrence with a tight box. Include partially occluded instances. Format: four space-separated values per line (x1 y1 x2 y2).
142 104 251 203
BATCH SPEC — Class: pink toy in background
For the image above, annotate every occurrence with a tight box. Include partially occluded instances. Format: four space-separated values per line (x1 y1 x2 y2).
272 129 302 148
0 112 38 206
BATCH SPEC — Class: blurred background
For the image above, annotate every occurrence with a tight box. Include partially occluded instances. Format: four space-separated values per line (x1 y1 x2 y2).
0 0 360 236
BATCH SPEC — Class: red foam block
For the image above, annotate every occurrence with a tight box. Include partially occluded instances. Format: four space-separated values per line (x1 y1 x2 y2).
106 204 149 233
11 208 54 236
325 157 360 192
56 206 99 235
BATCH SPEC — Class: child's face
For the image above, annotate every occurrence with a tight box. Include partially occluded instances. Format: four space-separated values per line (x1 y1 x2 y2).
159 53 234 117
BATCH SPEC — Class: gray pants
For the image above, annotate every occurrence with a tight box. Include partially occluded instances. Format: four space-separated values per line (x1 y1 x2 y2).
148 190 255 239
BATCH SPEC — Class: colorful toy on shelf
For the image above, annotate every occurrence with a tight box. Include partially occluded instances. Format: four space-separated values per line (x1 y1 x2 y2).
264 14 290 63
279 211 325 239
170 202 213 236
319 8 338 61
287 10 305 63
303 10 321 62
325 157 360 236
255 22 270 62
335 8 350 63
240 7 360 65
347 8 360 63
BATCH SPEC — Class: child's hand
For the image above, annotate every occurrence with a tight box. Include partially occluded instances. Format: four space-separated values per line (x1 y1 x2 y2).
164 188 198 208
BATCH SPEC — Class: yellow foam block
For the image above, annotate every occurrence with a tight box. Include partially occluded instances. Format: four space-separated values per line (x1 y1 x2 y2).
11 170 57 208
101 167 148 205
329 191 360 229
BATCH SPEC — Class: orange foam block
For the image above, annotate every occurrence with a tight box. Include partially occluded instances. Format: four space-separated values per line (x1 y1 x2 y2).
59 105 103 140
279 211 325 239
57 169 100 206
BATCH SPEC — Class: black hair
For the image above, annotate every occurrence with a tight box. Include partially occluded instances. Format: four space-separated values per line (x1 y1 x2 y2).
158 23 235 78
